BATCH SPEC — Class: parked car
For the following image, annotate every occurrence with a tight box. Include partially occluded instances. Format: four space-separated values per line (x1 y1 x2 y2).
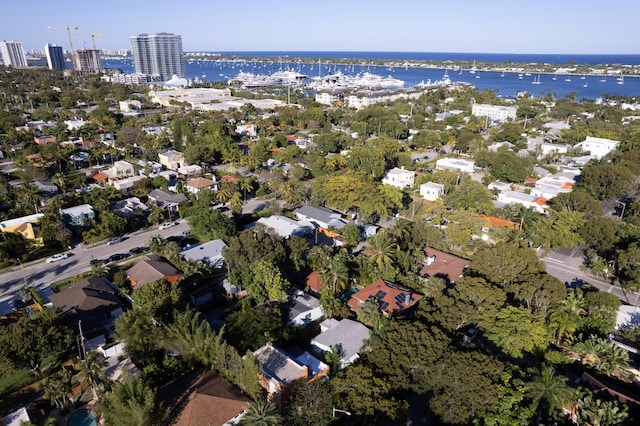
108 253 128 263
90 258 105 266
106 237 122 245
159 221 178 230
129 246 150 255
46 253 69 263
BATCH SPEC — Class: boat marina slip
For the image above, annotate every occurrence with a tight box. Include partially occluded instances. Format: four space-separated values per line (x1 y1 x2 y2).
100 52 640 99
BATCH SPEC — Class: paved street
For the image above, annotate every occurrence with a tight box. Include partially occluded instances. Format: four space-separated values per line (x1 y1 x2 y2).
0 221 191 305
542 247 640 306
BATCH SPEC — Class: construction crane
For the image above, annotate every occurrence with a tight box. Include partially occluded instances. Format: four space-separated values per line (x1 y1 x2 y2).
47 24 79 68
90 33 102 50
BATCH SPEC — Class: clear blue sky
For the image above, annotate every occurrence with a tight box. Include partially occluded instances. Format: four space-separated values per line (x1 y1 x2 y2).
3 0 639 54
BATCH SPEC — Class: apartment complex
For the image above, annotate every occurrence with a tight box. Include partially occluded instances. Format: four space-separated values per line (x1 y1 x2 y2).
44 43 65 70
471 103 517 122
75 49 103 73
130 33 184 81
0 40 28 67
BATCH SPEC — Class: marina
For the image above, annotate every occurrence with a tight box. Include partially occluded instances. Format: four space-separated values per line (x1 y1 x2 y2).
103 55 640 99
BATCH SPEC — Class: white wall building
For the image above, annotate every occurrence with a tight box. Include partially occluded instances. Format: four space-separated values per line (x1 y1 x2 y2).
435 158 475 174
471 104 517 121
496 190 548 214
0 40 28 67
540 143 569 156
381 167 415 189
574 136 620 159
130 33 184 81
420 182 445 201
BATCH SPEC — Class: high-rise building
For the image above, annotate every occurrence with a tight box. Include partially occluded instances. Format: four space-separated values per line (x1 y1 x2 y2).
130 33 184 81
0 40 28 67
44 43 65 70
75 49 103 73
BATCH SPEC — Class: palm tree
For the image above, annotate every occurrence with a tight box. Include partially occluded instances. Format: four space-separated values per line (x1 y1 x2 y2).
366 233 397 270
525 365 574 423
97 375 164 426
40 371 71 410
16 183 42 213
73 351 109 398
229 191 244 214
216 187 232 205
240 177 254 201
548 309 581 345
241 399 281 426
321 257 350 293
576 393 629 426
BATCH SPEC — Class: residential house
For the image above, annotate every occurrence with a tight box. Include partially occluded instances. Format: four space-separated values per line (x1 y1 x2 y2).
169 370 250 426
305 271 323 294
531 171 578 200
435 158 475 174
158 149 185 171
419 247 468 284
311 318 370 369
236 124 257 138
496 190 548 214
33 135 57 145
471 103 517 121
2 407 32 426
112 175 145 191
127 255 183 287
0 213 45 245
148 188 187 215
137 160 162 176
574 136 619 159
109 160 135 179
60 204 95 229
540 143 569 156
346 278 422 316
293 205 346 234
119 99 142 112
185 177 218 196
48 276 124 337
381 166 415 189
112 197 149 218
284 293 324 326
481 214 521 231
178 164 203 176
181 239 228 269
487 141 515 151
255 215 314 239
253 343 328 407
33 180 58 196
419 182 445 201
64 118 86 130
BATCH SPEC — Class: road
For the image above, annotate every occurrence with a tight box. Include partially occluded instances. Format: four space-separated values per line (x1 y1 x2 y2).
542 247 640 306
0 221 191 305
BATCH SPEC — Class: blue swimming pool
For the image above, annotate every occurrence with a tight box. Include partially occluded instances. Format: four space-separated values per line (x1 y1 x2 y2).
67 409 97 426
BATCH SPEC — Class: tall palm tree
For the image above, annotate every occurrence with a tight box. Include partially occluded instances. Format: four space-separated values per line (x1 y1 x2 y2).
229 191 244 214
239 177 254 201
216 187 232 205
40 371 71 410
97 376 164 426
73 351 109 398
16 183 42 213
322 257 350 293
241 399 281 426
366 233 397 270
525 365 574 424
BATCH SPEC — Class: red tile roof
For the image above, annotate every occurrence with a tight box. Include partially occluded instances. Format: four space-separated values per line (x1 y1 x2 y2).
347 278 422 315
93 172 109 182
221 175 241 183
533 196 548 206
419 247 468 283
306 271 322 293
481 214 520 230
187 177 216 189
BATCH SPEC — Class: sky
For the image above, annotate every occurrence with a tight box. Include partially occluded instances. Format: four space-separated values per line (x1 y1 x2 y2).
3 0 639 54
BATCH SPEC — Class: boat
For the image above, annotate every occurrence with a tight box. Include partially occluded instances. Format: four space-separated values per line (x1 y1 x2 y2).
583 80 588 88
518 73 523 79
600 75 606 83
500 71 505 77
565 76 572 82
469 60 477 74
552 74 557 81
618 75 625 85
532 73 541 85
580 74 586 80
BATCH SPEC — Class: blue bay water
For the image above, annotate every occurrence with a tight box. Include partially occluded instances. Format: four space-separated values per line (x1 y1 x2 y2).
104 52 640 100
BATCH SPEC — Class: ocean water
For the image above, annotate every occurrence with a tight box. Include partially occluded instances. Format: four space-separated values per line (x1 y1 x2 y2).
104 52 640 100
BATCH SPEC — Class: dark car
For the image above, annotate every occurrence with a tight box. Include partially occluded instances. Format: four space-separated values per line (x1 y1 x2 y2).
90 258 105 266
108 253 128 263
129 246 150 255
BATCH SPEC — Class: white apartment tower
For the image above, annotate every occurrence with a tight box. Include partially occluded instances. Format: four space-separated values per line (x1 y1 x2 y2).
0 40 28 67
130 33 184 81
44 43 65 70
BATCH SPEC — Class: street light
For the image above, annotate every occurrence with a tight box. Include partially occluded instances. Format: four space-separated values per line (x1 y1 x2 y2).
332 407 351 417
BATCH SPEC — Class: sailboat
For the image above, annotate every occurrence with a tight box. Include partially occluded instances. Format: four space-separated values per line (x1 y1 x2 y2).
532 73 541 85
600 74 606 83
583 79 588 88
565 75 572 82
617 75 625 85
469 60 477 74
580 74 586 80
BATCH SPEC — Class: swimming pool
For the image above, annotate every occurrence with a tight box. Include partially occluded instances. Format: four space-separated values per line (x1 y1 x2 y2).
67 409 97 426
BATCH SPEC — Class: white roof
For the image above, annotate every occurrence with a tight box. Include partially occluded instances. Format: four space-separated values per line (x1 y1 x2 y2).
61 204 94 215
311 318 370 364
0 213 44 229
181 239 228 267
256 215 314 238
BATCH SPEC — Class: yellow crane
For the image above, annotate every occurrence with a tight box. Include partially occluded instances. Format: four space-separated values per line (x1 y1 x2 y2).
47 24 79 68
77 32 102 50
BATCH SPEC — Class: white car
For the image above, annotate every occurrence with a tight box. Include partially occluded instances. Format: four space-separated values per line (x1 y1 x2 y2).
46 253 69 263
159 222 177 230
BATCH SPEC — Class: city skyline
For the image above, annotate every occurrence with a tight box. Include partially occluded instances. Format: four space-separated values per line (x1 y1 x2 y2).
2 0 639 55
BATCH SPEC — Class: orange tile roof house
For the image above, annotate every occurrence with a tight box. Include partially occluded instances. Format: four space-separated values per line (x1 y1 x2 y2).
306 270 323 293
185 177 218 196
419 247 468 284
127 255 183 287
347 278 422 316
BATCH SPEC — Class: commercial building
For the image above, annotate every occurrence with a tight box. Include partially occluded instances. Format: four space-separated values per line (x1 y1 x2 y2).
130 33 184 81
44 43 65 70
0 40 28 67
435 157 475 174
